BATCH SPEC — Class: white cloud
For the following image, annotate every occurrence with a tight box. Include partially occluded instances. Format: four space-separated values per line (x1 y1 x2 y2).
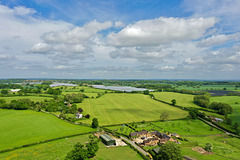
108 17 217 47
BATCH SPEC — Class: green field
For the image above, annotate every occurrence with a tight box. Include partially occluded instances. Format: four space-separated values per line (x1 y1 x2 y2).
181 135 240 160
0 109 94 150
78 93 188 125
210 96 240 124
152 119 223 136
153 92 201 109
0 96 53 103
0 134 142 160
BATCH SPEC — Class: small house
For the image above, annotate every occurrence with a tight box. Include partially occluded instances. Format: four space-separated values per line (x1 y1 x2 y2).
100 134 116 146
76 112 83 119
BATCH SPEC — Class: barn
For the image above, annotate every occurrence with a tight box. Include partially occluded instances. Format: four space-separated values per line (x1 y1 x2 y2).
100 134 116 146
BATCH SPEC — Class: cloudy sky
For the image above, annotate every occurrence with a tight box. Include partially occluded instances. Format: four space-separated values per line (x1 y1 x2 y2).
0 0 240 80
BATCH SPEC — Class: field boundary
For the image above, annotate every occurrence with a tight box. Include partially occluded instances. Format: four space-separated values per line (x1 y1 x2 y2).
0 131 94 154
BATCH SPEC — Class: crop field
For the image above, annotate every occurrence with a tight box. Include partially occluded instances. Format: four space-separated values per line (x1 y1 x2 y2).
181 135 240 160
151 119 223 136
210 96 240 124
0 109 94 150
153 92 201 109
77 93 188 125
0 134 142 160
58 86 107 93
0 96 53 103
173 85 237 91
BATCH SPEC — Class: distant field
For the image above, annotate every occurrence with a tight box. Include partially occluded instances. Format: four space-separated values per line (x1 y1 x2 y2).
210 96 240 124
58 86 107 93
174 85 237 91
0 96 52 103
77 93 188 125
0 134 142 160
0 109 94 150
152 119 223 136
153 92 201 109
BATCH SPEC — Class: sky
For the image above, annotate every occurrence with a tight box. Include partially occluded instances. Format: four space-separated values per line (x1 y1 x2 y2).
0 0 240 80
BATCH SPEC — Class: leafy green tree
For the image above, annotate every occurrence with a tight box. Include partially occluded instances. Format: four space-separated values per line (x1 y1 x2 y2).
143 90 149 95
204 143 213 152
92 118 98 128
156 141 182 160
189 111 197 119
171 99 176 105
234 122 239 130
65 142 88 160
160 111 169 121
1 89 8 95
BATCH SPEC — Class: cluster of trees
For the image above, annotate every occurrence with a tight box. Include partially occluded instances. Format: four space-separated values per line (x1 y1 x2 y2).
64 93 85 103
65 135 99 160
193 94 210 108
0 84 22 89
47 88 62 95
188 109 206 119
209 102 233 115
0 99 35 110
153 141 182 160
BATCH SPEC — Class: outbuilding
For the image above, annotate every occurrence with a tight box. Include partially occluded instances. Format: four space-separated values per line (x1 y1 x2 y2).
100 134 116 146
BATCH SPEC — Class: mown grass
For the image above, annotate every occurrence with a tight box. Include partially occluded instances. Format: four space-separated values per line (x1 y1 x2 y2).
0 109 95 150
153 92 201 109
0 134 142 160
210 96 240 124
0 96 52 103
151 119 223 136
181 135 240 160
77 93 188 125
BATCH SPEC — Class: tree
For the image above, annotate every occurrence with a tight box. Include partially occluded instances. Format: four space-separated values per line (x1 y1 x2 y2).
189 111 197 119
85 114 90 119
78 108 83 113
92 118 98 128
204 143 213 152
234 122 239 130
156 141 182 160
65 142 88 160
171 99 176 105
143 90 149 95
1 89 8 95
160 111 169 121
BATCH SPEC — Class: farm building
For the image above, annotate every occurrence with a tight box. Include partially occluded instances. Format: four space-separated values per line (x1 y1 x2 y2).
100 134 116 146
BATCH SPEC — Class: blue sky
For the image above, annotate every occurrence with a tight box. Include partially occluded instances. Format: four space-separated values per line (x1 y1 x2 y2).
0 0 240 79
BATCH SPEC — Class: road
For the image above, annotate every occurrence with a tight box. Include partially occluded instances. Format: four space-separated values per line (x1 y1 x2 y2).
120 136 149 156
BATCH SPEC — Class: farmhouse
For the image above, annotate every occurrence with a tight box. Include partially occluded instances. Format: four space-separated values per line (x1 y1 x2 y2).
100 134 116 146
129 130 178 146
76 112 83 119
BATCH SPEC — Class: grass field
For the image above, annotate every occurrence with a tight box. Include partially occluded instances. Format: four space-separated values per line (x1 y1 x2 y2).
0 109 95 150
77 93 188 125
181 135 240 160
153 92 201 109
210 96 240 124
0 96 53 103
151 119 223 136
0 134 142 160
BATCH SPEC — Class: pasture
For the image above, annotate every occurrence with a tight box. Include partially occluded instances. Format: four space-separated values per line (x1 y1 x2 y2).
0 96 52 103
210 96 240 124
77 93 188 125
151 119 223 136
0 109 94 150
181 135 240 160
0 134 142 160
153 92 201 109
